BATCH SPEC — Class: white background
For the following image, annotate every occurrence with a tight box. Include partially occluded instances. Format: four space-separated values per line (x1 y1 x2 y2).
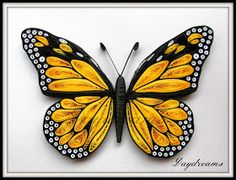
6 5 229 174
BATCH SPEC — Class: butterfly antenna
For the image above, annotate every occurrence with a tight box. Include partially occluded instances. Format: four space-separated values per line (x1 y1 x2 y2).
120 42 139 75
100 43 120 75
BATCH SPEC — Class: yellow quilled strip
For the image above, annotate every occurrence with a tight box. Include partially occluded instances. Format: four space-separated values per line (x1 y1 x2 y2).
126 103 151 154
53 48 65 55
159 108 188 120
135 79 190 93
175 45 185 54
68 130 88 148
164 43 179 54
71 60 109 90
130 101 153 149
155 100 180 109
166 132 180 146
34 35 49 46
187 33 203 43
59 132 74 145
59 43 73 52
84 98 111 149
136 97 163 106
74 96 108 132
55 119 76 136
88 101 113 153
160 65 194 79
46 67 82 79
133 100 167 133
190 39 200 44
164 118 183 136
61 99 86 109
75 96 101 104
46 56 72 68
48 79 105 92
34 42 44 47
133 61 169 91
51 109 81 122
168 54 192 68
151 128 169 146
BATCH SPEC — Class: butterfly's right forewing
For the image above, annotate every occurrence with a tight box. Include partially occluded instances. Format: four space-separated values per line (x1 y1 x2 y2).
128 26 214 97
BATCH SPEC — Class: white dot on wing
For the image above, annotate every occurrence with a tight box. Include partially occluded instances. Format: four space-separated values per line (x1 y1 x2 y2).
24 39 29 43
76 52 84 57
59 38 68 44
208 35 213 40
203 27 208 31
78 153 82 158
206 40 211 44
197 60 202 65
197 28 202 33
24 45 28 50
204 51 209 55
186 30 191 35
208 29 213 34
192 77 197 82
29 43 33 48
40 69 45 74
193 53 199 59
32 30 37 35
22 33 27 38
202 32 207 36
168 40 174 46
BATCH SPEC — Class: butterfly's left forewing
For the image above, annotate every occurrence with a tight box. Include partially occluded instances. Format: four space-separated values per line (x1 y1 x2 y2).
21 28 113 97
22 28 115 159
126 26 213 158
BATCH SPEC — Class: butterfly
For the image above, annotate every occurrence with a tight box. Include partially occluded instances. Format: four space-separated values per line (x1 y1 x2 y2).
21 26 214 159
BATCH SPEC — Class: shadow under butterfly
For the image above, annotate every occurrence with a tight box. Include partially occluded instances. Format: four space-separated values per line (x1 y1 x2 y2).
21 26 214 159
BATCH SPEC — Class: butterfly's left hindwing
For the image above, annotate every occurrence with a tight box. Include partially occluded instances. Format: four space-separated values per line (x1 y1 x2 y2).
44 96 114 159
21 28 114 97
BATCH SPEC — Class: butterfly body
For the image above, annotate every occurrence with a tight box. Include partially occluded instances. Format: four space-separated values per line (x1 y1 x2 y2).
22 26 213 159
115 75 126 143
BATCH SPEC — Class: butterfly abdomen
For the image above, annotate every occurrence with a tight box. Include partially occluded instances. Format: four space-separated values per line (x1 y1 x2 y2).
115 75 126 143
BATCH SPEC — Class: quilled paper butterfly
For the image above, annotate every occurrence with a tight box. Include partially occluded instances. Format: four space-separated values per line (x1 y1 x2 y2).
21 26 214 159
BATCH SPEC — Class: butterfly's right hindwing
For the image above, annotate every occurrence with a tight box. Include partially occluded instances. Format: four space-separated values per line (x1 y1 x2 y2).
21 28 114 97
126 98 194 158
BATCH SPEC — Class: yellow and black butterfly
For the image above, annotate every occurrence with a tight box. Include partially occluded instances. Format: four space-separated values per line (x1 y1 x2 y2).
21 26 214 159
